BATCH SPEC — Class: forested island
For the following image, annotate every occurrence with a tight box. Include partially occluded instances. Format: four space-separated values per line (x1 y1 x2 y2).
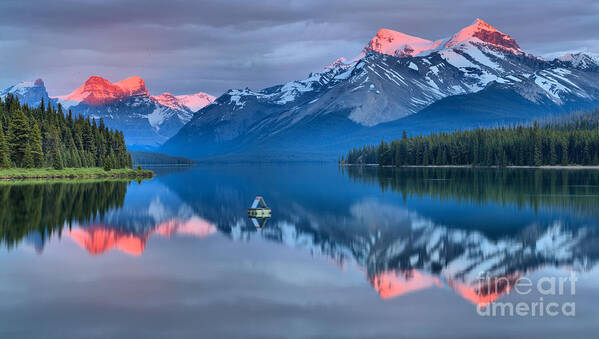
342 110 599 167
0 94 151 179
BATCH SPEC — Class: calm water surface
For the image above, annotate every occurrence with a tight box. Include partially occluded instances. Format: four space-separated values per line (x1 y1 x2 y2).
1 164 599 339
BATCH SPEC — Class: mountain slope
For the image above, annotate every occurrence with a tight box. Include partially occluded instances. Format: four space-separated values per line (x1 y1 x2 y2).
162 19 599 160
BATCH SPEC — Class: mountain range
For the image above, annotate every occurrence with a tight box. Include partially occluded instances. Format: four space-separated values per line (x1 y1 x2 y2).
3 18 599 158
0 76 215 147
162 18 599 160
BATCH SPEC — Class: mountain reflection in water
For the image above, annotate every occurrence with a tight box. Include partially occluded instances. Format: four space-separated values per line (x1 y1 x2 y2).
1 166 599 307
67 217 216 256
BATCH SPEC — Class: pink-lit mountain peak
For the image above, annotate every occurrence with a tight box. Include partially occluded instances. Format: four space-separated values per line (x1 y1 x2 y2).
374 28 432 46
151 91 214 111
364 28 440 57
152 92 187 111
153 92 177 102
59 75 148 106
57 75 214 111
444 18 521 51
59 76 126 106
175 92 215 112
364 18 521 58
115 75 148 96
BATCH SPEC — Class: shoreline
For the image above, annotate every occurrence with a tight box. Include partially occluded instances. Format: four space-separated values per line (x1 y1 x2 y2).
339 164 599 170
0 167 154 180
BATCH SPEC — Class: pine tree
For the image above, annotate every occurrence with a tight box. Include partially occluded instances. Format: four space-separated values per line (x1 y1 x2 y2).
53 151 64 170
533 138 543 166
103 155 112 171
30 122 44 167
0 122 10 168
82 120 96 155
560 138 569 165
22 144 34 168
8 110 31 167
549 138 558 165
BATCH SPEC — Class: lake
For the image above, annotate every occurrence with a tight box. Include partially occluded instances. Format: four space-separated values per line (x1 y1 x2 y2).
1 164 599 339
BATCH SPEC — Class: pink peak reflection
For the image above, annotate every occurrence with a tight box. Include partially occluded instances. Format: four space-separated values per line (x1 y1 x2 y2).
67 216 216 256
371 269 519 306
372 270 442 299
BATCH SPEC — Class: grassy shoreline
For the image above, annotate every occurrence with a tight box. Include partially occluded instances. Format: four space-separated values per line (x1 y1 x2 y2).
0 167 154 180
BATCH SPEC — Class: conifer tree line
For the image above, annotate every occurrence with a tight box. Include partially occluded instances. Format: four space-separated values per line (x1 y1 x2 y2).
0 94 132 169
0 181 128 249
342 166 599 217
342 110 599 167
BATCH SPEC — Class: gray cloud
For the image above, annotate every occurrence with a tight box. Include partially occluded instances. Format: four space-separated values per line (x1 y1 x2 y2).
1 0 598 97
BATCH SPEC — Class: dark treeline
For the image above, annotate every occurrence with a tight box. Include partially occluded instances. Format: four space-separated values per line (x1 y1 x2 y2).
343 166 599 220
0 180 129 249
130 150 194 165
0 94 132 169
342 110 599 166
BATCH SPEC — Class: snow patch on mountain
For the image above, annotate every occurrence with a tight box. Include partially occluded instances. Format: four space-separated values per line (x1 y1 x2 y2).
533 72 572 102
276 79 318 104
147 107 168 130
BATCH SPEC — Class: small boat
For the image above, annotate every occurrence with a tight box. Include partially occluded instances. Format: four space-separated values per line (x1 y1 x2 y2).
248 196 271 228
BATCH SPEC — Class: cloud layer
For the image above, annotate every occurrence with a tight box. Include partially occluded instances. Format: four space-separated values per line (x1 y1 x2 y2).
1 0 598 97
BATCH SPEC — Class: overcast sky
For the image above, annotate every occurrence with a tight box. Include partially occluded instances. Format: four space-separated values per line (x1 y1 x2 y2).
1 0 598 97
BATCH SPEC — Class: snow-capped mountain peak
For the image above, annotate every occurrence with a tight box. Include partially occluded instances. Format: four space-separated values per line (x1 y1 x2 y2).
1 78 45 96
152 92 186 111
0 78 52 108
325 57 348 70
558 52 599 70
362 18 521 59
363 28 441 58
152 92 215 112
175 92 215 112
444 18 521 52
